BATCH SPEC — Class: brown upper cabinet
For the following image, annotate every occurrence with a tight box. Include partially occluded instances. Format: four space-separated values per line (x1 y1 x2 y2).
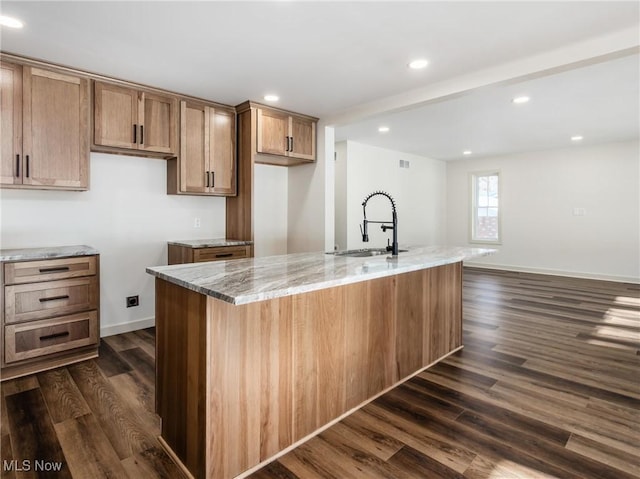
167 100 236 196
93 81 178 157
256 105 317 164
1 61 90 190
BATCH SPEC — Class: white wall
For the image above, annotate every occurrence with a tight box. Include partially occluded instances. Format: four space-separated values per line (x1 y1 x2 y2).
288 123 334 253
254 164 288 257
447 140 640 282
335 141 447 251
0 153 226 335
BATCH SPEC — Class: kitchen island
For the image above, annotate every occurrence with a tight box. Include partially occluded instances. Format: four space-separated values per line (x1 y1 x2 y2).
146 246 493 479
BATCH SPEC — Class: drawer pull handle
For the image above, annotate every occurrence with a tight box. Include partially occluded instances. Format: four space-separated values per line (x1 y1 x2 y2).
39 295 70 303
40 331 70 341
215 253 233 258
39 266 70 273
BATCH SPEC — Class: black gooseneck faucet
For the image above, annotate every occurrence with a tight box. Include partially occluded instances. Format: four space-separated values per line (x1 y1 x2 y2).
360 190 399 256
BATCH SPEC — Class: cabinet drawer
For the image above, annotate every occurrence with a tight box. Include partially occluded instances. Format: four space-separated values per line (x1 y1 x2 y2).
5 276 99 324
4 256 97 285
193 246 249 263
5 311 98 364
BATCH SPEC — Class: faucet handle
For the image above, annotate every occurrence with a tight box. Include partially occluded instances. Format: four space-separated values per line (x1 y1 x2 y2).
360 223 369 242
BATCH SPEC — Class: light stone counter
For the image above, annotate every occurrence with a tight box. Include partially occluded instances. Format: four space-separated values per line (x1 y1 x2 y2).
167 238 253 248
146 245 494 305
0 245 99 262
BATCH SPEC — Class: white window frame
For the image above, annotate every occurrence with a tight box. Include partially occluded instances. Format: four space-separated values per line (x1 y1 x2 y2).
470 170 502 245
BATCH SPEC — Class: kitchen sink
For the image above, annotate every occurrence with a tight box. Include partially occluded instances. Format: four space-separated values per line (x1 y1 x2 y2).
330 248 408 257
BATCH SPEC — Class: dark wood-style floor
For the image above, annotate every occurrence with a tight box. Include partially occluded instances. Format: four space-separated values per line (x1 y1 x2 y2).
1 268 638 478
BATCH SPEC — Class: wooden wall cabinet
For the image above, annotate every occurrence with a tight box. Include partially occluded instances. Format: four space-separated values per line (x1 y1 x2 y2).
1 61 90 190
93 81 178 158
256 105 316 163
167 100 236 196
1 254 100 381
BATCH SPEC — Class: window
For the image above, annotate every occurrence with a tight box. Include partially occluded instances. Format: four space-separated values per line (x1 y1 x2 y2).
471 171 501 244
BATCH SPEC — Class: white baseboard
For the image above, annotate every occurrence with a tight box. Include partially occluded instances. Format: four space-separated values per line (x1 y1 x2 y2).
100 316 155 338
463 261 640 284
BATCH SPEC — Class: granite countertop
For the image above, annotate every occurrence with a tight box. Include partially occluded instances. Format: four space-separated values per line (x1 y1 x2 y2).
0 245 99 262
168 239 253 248
147 245 495 305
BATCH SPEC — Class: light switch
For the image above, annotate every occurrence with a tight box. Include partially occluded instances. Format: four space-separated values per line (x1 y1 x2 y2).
194 217 201 228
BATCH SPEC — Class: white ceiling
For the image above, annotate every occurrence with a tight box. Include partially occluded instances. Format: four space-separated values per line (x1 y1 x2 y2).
336 53 640 160
1 1 639 160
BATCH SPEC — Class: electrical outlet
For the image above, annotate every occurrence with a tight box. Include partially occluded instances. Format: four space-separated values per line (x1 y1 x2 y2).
126 295 139 308
194 217 201 228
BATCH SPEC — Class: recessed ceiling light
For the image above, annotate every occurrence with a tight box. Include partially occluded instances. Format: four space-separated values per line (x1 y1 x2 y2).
463 150 472 155
512 96 530 104
571 135 583 141
408 59 429 70
0 15 24 29
263 94 279 102
378 126 390 133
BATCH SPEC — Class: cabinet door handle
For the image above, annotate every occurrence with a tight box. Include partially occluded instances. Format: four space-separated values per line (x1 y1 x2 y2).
26 155 30 178
39 295 70 303
39 266 70 273
211 171 215 188
16 154 20 177
290 136 294 152
285 136 290 152
133 124 137 143
140 125 144 145
40 331 70 341
215 253 233 258
205 171 210 188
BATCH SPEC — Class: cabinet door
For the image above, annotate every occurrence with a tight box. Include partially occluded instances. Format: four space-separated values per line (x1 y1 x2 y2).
209 108 236 195
94 82 138 149
289 115 316 161
23 67 89 189
256 108 288 156
179 101 208 193
139 92 177 155
1 62 22 185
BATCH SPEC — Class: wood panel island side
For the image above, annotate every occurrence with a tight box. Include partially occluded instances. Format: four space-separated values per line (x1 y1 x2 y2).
146 246 493 479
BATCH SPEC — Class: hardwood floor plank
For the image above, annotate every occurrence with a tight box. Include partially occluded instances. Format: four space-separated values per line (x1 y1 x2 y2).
250 461 300 479
67 360 155 460
118 347 156 386
368 396 582 479
95 340 133 377
455 410 637 479
2 433 16 479
5 388 72 478
37 368 91 423
54 413 127 478
344 408 477 474
1 376 39 397
387 445 465 479
319 420 403 462
566 433 640 477
120 446 186 479
405 375 572 446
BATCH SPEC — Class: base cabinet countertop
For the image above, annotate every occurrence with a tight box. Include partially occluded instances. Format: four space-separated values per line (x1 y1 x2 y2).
146 246 493 479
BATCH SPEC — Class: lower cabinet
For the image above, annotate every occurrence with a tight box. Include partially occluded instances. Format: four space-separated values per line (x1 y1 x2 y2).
168 244 250 265
1 254 100 380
